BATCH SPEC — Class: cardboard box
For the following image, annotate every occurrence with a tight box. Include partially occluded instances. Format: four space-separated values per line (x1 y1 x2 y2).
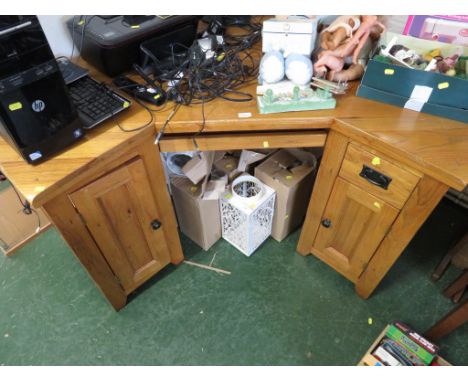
358 324 452 366
0 186 52 256
182 151 215 185
357 32 468 123
213 154 239 181
237 150 267 172
254 149 317 242
202 179 227 200
170 175 221 251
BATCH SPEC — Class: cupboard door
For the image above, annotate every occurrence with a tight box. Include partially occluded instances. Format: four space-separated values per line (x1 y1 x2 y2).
69 158 171 293
312 177 399 282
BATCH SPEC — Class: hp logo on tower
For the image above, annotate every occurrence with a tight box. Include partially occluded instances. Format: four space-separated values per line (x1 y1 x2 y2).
32 99 46 112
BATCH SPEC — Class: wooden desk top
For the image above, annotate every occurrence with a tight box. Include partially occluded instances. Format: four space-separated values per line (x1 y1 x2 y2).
1 79 467 207
155 82 420 134
334 116 468 192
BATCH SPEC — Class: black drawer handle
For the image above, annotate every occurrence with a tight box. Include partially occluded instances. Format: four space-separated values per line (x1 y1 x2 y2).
359 165 392 190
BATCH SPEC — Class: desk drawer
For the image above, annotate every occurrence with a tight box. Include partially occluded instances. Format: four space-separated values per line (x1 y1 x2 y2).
339 143 421 209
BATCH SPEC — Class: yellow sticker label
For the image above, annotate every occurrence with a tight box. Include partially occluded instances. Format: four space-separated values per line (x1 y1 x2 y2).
371 157 381 166
153 94 161 99
225 193 232 199
384 68 394 75
368 317 373 325
130 25 140 29
216 53 225 61
77 20 85 26
263 141 269 148
190 186 198 193
123 102 130 108
438 82 449 90
373 202 381 209
286 175 293 180
225 164 233 169
8 102 22 111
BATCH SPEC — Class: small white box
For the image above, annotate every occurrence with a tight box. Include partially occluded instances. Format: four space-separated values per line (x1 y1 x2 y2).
262 17 318 56
220 175 276 256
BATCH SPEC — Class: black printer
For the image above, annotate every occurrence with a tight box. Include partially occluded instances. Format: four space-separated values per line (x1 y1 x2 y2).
67 15 199 77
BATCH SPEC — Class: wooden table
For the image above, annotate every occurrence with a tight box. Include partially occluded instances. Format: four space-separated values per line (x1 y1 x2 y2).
1 76 467 310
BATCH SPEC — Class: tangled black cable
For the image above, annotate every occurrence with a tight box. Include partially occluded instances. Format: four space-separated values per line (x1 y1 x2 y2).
135 22 261 145
142 21 262 107
70 15 97 63
222 16 263 47
139 19 262 146
68 16 262 136
96 82 156 133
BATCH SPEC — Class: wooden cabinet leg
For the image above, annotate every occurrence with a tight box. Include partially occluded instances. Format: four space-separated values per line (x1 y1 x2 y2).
297 130 349 256
356 176 448 299
425 300 468 342
443 270 468 301
432 251 456 282
432 232 468 281
43 194 127 311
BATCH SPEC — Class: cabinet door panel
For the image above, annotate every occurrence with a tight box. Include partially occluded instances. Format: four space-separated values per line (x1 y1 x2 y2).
70 158 171 293
313 177 399 282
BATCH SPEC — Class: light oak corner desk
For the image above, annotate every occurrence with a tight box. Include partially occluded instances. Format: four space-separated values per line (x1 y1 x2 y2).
1 81 467 310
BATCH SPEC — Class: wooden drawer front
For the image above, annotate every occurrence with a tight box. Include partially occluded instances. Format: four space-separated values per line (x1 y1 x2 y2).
313 178 399 282
339 144 420 209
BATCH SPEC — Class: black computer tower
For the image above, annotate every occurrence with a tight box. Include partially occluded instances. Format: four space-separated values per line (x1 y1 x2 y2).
0 16 84 164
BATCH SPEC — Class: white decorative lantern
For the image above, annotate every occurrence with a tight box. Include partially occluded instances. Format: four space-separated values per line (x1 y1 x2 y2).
220 175 276 256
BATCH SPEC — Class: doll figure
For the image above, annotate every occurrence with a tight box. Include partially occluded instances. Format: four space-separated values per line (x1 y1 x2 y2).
436 50 462 76
319 15 361 51
314 15 385 82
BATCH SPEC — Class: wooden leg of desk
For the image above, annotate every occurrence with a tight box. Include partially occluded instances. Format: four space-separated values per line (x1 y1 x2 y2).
355 175 448 299
297 130 349 256
443 270 468 301
432 232 468 281
43 194 127 311
425 300 468 342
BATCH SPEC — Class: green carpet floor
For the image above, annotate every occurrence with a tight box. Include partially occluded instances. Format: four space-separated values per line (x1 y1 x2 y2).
0 190 466 365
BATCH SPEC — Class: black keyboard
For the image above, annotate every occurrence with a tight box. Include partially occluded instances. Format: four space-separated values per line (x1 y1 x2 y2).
67 75 131 129
56 57 89 85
